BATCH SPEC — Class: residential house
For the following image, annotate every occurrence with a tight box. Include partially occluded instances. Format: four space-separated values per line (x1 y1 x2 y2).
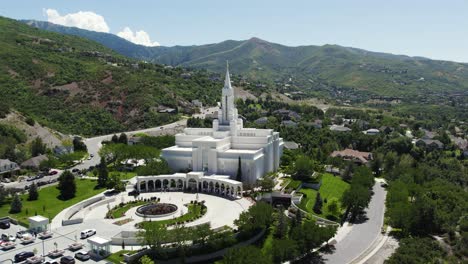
254 117 269 125
283 141 299 150
0 159 19 175
330 149 373 165
330 125 352 132
364 128 380 135
53 145 74 156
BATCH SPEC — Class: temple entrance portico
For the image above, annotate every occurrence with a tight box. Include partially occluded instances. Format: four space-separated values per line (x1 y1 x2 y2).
136 171 243 199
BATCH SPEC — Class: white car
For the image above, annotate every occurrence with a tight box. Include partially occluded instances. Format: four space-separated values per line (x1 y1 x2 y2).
80 229 96 239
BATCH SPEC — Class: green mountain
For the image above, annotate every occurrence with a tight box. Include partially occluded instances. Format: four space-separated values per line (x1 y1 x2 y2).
0 16 222 136
24 20 468 99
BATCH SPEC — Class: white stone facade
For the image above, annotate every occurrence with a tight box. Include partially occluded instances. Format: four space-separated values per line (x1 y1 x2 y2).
161 64 283 184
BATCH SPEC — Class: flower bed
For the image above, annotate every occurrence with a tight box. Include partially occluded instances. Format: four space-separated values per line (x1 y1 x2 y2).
113 218 134 226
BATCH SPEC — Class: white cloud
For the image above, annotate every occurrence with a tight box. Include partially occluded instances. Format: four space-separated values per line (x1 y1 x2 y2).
117 27 160 47
45 8 110 33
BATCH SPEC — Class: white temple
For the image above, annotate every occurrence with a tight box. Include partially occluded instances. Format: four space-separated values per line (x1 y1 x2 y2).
161 63 284 184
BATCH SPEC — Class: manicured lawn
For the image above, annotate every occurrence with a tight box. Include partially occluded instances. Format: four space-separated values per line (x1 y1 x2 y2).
106 250 135 263
0 179 104 226
138 203 206 229
298 173 349 220
285 179 302 190
107 200 147 219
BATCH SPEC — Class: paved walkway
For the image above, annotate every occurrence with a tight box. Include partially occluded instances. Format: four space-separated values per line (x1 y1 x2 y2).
322 180 387 264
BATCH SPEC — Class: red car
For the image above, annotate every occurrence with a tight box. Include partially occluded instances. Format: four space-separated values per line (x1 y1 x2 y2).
49 170 58 175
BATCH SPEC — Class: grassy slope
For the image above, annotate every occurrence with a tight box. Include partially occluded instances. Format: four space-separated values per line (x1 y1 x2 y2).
0 179 104 225
298 173 349 219
0 16 222 136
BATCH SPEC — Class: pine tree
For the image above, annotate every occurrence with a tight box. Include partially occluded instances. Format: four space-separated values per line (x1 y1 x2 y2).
236 156 242 182
58 170 76 200
0 187 6 205
10 193 22 213
111 134 119 143
28 182 39 201
118 133 128 144
313 192 323 214
98 157 109 187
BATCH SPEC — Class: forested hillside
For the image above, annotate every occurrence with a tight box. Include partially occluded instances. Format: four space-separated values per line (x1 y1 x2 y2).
0 17 222 136
25 20 468 100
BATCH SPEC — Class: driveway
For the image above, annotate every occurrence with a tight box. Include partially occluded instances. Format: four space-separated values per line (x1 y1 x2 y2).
323 181 387 264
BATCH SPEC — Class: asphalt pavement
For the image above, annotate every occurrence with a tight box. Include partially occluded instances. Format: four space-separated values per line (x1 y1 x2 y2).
322 181 387 264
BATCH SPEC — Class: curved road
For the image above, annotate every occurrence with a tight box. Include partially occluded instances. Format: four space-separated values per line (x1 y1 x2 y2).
323 181 387 264
72 119 187 171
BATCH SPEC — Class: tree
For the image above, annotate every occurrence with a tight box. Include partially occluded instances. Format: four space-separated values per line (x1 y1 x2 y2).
342 162 354 182
221 245 269 264
118 133 128 144
31 137 46 157
98 157 108 187
108 172 125 191
341 184 371 221
111 134 119 143
275 206 288 239
327 198 339 216
235 202 274 237
137 223 167 252
136 159 171 176
386 237 445 264
272 238 298 263
58 170 76 200
0 187 6 205
257 176 275 192
139 256 154 264
72 137 87 152
313 192 323 214
236 156 242 182
28 182 39 201
294 155 316 180
10 193 22 213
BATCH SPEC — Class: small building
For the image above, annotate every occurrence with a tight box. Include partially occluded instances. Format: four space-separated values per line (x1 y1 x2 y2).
88 236 111 259
128 136 142 146
254 117 269 125
421 129 437 140
20 155 49 170
282 120 298 127
53 145 74 156
330 125 351 132
158 107 177 114
192 100 203 108
28 215 49 233
0 159 19 175
283 141 299 150
330 149 373 165
365 128 380 135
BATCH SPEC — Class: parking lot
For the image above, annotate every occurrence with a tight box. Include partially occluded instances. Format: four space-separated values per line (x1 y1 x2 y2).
0 223 109 263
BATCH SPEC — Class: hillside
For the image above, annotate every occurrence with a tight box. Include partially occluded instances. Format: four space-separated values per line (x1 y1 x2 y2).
24 20 468 99
0 16 223 136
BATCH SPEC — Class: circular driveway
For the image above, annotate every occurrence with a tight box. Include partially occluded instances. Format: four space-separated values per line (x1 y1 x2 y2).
51 191 252 243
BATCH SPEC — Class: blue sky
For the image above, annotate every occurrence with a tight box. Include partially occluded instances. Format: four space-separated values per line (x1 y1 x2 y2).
1 0 468 62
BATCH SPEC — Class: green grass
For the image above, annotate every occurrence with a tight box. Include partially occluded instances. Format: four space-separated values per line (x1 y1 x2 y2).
106 250 134 263
298 173 349 220
108 200 146 219
0 179 104 225
139 203 206 229
285 179 302 190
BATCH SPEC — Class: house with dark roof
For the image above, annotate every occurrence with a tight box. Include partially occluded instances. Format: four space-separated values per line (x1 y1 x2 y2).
330 125 351 132
282 120 298 127
283 141 299 150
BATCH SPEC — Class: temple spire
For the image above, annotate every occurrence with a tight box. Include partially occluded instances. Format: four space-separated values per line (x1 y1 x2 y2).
224 61 232 89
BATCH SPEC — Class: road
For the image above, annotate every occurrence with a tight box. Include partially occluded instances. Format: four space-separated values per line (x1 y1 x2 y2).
71 119 187 171
323 181 387 264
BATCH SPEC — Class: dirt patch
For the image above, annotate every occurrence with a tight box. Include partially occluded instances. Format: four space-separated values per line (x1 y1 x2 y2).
0 111 69 147
32 79 43 89
101 71 113 84
51 82 83 97
7 69 19 78
234 86 257 100
32 59 40 64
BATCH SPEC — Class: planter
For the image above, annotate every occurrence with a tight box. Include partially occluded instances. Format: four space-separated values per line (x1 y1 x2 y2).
69 242 84 251
48 249 65 257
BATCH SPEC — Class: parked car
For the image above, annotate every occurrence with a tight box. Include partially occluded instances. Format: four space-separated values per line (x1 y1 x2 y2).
80 229 96 239
0 221 10 229
2 233 16 241
60 256 75 264
90 154 94 158
35 174 44 180
74 251 90 261
26 177 35 182
71 168 80 173
14 251 34 262
16 230 31 239
49 170 58 175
